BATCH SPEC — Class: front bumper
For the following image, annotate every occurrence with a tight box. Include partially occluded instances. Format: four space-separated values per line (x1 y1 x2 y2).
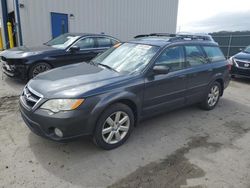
231 66 250 78
19 96 95 141
1 61 28 79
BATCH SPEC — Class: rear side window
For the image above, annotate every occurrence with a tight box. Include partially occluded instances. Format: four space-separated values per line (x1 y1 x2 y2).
97 37 112 48
203 46 226 62
184 46 208 67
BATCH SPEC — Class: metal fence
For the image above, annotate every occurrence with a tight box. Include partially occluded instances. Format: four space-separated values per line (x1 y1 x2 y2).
211 34 250 59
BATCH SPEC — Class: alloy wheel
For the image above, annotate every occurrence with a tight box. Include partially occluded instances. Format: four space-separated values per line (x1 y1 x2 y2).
208 85 220 107
32 64 50 78
102 111 130 144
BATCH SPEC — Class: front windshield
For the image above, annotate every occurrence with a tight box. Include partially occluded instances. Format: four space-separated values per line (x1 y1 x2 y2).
45 33 80 49
243 46 250 53
92 43 159 74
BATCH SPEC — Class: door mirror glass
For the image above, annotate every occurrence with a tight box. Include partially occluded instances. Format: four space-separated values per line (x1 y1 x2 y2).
153 65 170 75
69 46 80 52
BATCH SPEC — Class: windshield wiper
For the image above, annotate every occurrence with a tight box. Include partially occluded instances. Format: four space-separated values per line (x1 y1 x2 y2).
98 63 117 72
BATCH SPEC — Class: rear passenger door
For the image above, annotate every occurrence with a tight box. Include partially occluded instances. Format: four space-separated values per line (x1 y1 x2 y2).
184 45 212 104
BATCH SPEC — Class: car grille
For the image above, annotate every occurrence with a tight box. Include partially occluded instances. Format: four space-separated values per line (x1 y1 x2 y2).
21 86 42 109
235 59 250 69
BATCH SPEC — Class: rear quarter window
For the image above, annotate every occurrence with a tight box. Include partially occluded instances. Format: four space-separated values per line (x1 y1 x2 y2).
203 46 226 62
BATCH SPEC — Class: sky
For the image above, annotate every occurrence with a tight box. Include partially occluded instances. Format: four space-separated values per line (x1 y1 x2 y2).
177 0 250 33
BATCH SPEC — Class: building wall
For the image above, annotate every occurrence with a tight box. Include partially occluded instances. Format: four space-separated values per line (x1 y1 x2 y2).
17 0 178 46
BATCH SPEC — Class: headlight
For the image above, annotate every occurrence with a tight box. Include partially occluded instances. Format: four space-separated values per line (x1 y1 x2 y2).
229 57 235 65
40 99 84 113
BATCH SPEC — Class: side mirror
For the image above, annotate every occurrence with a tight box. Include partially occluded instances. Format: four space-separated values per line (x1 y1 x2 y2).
69 46 80 52
153 65 170 75
239 48 243 52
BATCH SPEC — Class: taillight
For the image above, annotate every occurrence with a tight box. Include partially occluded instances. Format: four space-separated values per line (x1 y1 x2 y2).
227 57 234 71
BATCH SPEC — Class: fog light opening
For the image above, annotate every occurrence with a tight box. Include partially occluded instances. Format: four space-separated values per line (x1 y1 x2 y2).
54 128 63 138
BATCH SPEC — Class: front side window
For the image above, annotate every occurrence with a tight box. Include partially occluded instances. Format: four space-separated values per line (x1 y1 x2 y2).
155 46 184 72
185 45 208 67
203 46 226 62
45 33 80 49
92 43 159 74
74 38 95 49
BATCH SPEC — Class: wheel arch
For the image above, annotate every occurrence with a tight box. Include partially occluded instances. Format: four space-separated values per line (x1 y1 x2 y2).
214 78 224 96
90 92 141 132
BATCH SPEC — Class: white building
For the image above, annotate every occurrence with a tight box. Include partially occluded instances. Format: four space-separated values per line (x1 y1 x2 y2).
0 0 179 48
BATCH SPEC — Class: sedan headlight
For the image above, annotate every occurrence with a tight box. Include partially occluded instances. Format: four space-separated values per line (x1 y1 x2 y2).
40 99 84 113
228 57 235 65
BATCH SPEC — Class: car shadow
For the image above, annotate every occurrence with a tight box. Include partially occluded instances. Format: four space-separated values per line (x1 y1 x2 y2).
231 77 250 84
28 97 250 187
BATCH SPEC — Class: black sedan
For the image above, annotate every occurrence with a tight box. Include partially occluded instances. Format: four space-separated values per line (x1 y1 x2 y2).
1 33 120 79
230 45 250 78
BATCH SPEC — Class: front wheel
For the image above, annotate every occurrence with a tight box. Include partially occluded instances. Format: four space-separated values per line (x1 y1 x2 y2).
200 81 221 110
28 62 52 79
93 103 134 150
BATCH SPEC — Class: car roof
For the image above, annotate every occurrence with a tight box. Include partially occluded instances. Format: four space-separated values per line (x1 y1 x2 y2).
131 36 218 48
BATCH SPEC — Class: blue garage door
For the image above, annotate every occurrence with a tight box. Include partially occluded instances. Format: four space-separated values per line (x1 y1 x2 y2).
51 12 68 38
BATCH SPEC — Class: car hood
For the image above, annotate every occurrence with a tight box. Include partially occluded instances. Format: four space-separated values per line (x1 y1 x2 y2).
28 63 130 98
233 52 250 60
0 45 61 59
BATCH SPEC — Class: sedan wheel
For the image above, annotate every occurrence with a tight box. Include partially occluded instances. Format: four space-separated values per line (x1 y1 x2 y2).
102 111 130 144
29 62 52 79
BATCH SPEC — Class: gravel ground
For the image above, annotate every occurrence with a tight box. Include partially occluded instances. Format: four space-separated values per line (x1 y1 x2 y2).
0 71 250 188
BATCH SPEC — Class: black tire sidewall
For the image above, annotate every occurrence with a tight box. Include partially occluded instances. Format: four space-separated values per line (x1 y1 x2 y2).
93 103 134 150
28 62 51 79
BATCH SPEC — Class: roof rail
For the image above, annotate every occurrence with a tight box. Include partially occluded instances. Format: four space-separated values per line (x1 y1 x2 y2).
168 34 212 42
134 33 176 38
134 33 214 42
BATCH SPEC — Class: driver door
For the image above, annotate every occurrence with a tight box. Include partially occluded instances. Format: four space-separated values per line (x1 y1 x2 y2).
142 45 188 116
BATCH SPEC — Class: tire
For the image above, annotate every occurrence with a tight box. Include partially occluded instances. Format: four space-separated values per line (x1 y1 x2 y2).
93 103 134 150
200 81 222 110
28 62 52 79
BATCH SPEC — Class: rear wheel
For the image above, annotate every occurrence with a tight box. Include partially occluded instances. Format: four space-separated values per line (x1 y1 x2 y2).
93 103 134 150
200 81 221 110
28 62 51 79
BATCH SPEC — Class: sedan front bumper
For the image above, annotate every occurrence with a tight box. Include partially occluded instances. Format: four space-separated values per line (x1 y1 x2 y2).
231 66 250 78
2 62 28 79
